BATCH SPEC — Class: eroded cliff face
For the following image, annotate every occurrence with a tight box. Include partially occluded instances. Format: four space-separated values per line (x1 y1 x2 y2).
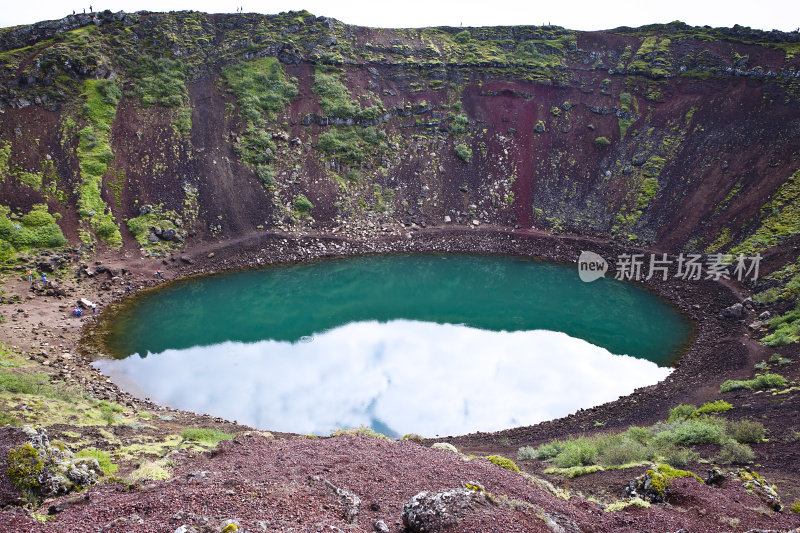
1 11 799 287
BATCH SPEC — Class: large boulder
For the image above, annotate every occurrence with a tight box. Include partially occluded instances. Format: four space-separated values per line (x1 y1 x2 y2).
4 426 102 503
720 303 745 319
401 486 494 532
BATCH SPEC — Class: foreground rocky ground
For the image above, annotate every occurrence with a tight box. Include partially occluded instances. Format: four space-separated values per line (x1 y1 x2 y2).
0 228 799 532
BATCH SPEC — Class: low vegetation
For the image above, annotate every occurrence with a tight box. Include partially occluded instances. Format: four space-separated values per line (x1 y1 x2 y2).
223 57 298 181
0 204 66 261
180 428 235 446
129 55 192 133
520 401 764 477
313 67 383 121
486 455 520 473
455 143 473 162
76 78 122 246
668 400 733 420
130 55 188 108
0 368 78 402
762 304 800 346
293 194 314 216
316 126 387 165
224 57 298 122
720 373 788 393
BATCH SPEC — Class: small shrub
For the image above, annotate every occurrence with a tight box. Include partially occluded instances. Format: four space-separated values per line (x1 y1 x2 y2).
517 446 538 461
659 446 699 467
624 426 651 444
668 404 697 421
751 373 787 390
594 136 611 148
695 400 733 416
401 433 423 442
553 437 598 468
716 439 755 464
455 143 472 163
671 418 725 445
453 30 471 43
784 428 800 442
317 128 366 164
486 455 520 473
720 373 787 393
255 165 275 187
97 400 123 425
293 194 314 215
790 499 800 514
345 170 361 183
720 379 750 393
95 219 121 244
534 440 564 460
596 438 648 466
728 419 766 444
330 425 390 439
449 114 468 135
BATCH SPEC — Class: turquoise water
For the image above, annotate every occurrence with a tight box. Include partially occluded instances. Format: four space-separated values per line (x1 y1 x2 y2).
96 253 693 436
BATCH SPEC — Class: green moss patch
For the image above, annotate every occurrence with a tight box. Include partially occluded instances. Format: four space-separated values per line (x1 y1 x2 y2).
130 55 192 133
223 57 297 178
224 57 298 122
629 36 673 77
0 204 66 261
762 304 800 346
317 126 387 165
486 454 520 473
313 67 382 121
76 79 122 246
75 448 118 475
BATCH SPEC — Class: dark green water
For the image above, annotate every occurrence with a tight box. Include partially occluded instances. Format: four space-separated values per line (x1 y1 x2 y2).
105 253 691 364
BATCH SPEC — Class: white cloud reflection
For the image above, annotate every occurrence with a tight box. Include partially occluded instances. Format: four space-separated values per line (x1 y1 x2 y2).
93 320 671 437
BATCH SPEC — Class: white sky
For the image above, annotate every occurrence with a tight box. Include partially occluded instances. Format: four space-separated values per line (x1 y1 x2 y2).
2 0 799 32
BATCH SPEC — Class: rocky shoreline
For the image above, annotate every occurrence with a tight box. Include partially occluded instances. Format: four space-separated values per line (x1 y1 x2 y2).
2 226 799 532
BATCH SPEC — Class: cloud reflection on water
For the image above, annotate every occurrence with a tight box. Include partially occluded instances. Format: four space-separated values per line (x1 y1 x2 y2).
93 320 671 437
